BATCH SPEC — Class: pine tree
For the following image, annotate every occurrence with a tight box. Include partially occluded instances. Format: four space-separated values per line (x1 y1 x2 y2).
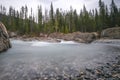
24 5 29 34
99 0 106 30
0 0 119 35
105 5 110 28
55 8 60 32
38 5 43 33
73 10 78 32
110 0 119 27
49 2 54 32
43 9 49 33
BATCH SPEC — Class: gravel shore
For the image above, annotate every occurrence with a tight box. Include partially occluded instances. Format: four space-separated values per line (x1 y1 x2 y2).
30 55 120 80
75 55 120 80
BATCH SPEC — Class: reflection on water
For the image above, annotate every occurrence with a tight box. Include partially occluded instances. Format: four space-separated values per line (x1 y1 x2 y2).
0 40 119 80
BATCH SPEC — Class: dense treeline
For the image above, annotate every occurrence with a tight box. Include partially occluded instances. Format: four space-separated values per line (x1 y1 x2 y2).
0 0 120 35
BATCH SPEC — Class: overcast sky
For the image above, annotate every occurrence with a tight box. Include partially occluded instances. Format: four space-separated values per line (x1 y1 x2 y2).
0 0 120 16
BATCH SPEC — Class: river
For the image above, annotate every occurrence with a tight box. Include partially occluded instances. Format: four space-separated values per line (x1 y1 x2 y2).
0 39 120 80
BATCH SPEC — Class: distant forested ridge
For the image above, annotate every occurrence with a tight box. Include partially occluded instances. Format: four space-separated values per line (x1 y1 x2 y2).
0 0 120 35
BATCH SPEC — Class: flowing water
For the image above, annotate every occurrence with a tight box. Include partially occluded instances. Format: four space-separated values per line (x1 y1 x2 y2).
0 39 120 80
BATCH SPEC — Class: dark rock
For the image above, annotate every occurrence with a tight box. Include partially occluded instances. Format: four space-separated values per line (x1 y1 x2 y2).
106 63 111 66
86 68 95 74
117 61 120 65
104 73 112 78
0 22 11 52
84 76 91 80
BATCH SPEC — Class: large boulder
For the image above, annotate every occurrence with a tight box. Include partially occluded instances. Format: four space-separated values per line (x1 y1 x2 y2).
0 22 11 52
101 27 120 39
49 32 99 43
73 32 98 43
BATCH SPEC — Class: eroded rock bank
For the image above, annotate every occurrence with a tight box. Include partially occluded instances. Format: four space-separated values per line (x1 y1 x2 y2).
0 22 11 52
10 32 99 43
49 32 99 43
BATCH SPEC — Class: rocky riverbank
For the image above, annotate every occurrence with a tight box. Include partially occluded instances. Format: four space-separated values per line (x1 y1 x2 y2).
9 27 120 43
75 55 120 80
10 32 99 43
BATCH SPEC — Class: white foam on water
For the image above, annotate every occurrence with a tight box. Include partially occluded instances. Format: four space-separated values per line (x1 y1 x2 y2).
11 39 77 47
31 42 51 46
60 40 76 44
31 40 77 46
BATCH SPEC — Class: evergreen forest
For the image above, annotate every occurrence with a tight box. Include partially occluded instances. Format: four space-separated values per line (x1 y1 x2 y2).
0 0 120 35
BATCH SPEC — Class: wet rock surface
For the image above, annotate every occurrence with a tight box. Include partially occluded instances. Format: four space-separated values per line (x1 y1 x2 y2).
0 22 11 52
